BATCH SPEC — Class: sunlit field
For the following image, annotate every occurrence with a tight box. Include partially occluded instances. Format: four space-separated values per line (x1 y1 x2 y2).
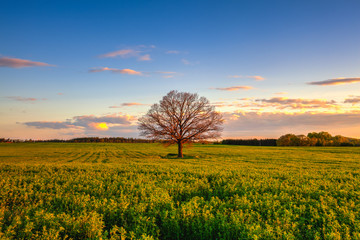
1 143 359 239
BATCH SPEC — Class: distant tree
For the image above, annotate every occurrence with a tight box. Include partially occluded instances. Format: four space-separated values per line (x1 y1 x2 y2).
307 131 333 146
222 138 277 146
138 90 224 158
277 134 300 146
333 135 349 146
297 134 311 146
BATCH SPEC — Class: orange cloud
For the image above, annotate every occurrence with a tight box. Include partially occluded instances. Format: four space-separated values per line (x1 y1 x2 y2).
99 49 136 58
139 54 151 61
308 77 360 86
228 75 265 80
255 97 338 110
213 86 253 91
120 69 142 75
99 45 155 60
89 67 142 75
109 102 146 108
0 57 54 68
6 96 47 102
122 102 145 106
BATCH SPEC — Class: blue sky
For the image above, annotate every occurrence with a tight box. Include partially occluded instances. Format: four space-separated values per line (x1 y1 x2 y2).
1 0 360 139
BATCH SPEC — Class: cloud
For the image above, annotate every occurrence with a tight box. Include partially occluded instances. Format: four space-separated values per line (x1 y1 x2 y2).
154 71 178 78
181 59 199 65
72 114 135 126
344 96 360 104
166 50 180 54
23 113 136 131
222 111 360 138
6 96 47 102
212 101 233 108
109 102 146 108
211 97 343 113
88 122 109 131
0 57 54 68
139 54 151 61
122 102 145 107
99 45 155 61
182 59 190 65
99 49 136 58
255 97 337 109
156 71 177 74
89 67 142 75
23 121 78 129
162 75 174 78
213 86 253 91
275 92 288 95
308 77 360 86
228 75 265 81
225 111 360 128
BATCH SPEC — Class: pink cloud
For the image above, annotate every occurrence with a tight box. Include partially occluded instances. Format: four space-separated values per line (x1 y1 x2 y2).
213 86 253 91
162 75 174 78
139 54 151 61
228 75 265 80
122 102 145 106
308 77 360 86
255 97 338 110
89 67 142 75
6 96 47 102
99 45 155 60
0 57 54 68
222 111 360 138
110 102 146 108
99 49 136 58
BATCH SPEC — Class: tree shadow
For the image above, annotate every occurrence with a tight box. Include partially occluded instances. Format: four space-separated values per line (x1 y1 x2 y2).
160 153 199 159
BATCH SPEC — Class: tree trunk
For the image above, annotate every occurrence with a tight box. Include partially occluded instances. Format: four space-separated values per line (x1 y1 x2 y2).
177 141 183 158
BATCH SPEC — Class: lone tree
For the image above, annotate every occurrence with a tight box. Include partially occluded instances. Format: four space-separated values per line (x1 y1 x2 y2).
138 90 223 158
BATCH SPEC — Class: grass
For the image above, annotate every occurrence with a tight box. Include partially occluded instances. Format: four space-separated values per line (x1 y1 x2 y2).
0 143 359 239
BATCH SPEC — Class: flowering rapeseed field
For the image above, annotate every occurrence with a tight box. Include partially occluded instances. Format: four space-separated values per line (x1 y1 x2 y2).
0 143 359 239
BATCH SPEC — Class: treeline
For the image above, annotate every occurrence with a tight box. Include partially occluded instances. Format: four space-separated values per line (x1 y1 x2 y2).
220 132 360 147
0 137 160 143
221 139 277 146
277 132 360 146
2 132 359 146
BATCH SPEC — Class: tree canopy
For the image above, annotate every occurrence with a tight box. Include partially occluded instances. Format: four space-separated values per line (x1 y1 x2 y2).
138 90 223 157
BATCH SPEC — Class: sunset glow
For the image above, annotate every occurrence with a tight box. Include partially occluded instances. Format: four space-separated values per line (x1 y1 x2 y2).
90 122 109 131
1 1 360 140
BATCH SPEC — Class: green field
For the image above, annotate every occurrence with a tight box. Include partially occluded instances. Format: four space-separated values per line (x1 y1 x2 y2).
0 143 359 239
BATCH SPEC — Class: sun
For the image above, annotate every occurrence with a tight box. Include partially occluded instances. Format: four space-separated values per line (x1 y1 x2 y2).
97 122 109 130
89 122 109 130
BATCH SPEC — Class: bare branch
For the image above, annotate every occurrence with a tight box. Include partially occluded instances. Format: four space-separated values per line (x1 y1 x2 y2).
138 90 223 157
